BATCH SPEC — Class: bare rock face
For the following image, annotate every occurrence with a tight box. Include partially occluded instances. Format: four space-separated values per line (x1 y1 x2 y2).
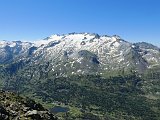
0 105 9 120
0 90 57 120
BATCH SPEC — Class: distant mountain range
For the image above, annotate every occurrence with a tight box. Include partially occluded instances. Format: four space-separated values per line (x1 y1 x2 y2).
0 33 160 75
0 33 160 120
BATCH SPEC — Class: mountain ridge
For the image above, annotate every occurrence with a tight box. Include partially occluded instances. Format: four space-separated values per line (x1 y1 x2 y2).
0 33 160 74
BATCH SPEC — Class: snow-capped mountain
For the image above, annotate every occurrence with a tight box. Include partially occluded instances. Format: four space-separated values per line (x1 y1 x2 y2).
0 33 160 75
1 33 160 120
0 40 33 64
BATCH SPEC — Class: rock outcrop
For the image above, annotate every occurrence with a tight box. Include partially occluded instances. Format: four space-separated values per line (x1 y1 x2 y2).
0 90 57 120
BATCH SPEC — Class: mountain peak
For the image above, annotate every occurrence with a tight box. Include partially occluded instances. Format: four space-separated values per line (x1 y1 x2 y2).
0 32 160 71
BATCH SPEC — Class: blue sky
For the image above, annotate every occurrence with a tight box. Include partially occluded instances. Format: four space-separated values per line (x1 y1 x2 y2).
0 0 160 45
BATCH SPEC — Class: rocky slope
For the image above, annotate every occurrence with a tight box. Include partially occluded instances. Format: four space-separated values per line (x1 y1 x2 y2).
0 90 57 120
